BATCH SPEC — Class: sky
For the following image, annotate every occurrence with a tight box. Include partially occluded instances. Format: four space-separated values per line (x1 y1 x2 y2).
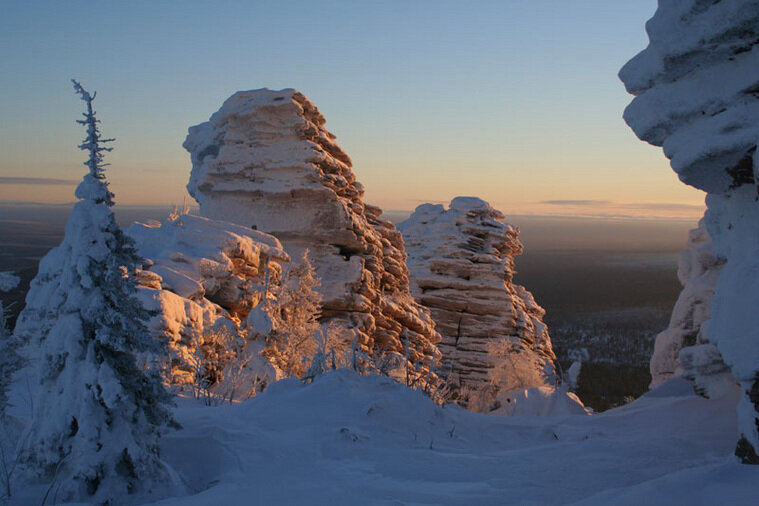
0 0 706 220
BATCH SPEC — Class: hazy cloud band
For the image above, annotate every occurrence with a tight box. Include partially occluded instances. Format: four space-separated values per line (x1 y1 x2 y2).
541 200 703 211
0 177 78 185
542 200 611 206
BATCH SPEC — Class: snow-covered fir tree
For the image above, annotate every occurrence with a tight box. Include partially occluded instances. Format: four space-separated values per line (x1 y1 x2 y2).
13 81 175 503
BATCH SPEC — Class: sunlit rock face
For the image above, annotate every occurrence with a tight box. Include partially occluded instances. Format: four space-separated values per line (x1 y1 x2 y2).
650 218 733 397
184 88 441 372
398 197 557 400
126 213 288 383
621 1 759 462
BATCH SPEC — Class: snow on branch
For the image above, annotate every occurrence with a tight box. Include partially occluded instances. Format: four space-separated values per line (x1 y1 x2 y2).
71 79 115 206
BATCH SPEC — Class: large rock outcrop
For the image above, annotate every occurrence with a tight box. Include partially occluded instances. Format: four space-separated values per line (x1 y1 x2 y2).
183 89 441 376
126 213 288 385
650 217 733 397
621 1 759 462
398 197 557 403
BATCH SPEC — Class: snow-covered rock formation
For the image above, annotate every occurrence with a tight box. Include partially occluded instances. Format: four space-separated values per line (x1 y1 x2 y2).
126 213 288 384
183 88 441 376
620 1 759 462
650 218 732 396
398 197 557 405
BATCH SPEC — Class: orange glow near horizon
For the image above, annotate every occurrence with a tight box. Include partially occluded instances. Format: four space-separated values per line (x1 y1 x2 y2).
0 1 703 222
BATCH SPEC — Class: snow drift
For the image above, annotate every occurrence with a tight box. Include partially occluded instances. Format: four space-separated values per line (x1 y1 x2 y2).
149 373 750 504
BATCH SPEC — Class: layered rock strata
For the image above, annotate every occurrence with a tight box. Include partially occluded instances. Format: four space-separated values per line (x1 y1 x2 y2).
650 218 733 397
183 89 441 373
126 213 288 383
621 1 759 462
398 197 557 398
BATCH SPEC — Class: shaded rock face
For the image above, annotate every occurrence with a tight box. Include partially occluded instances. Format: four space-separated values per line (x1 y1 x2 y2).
126 213 287 383
650 218 733 397
398 197 557 399
184 88 441 371
621 1 759 461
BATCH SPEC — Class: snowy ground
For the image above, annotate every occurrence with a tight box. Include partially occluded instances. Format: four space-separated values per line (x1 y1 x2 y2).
4 370 756 505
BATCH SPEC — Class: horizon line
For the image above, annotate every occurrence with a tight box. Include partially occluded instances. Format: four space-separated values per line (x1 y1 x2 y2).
0 199 702 223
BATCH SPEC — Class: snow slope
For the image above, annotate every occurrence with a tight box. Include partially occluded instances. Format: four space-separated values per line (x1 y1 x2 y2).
5 368 754 504
147 372 751 505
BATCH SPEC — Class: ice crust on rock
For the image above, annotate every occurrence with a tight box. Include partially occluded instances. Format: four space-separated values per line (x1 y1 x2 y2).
184 88 441 373
398 197 557 401
621 1 759 461
650 217 733 397
126 213 287 384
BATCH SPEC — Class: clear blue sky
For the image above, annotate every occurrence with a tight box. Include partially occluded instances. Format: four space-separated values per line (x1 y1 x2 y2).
0 0 705 219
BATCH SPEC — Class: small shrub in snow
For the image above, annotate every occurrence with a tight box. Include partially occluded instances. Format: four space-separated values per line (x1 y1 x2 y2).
188 325 265 405
214 343 267 404
262 251 322 378
304 321 354 381
457 338 556 412
188 325 240 404
488 338 549 393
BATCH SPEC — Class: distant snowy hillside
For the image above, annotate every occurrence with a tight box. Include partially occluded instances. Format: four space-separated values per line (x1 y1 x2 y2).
621 0 759 462
399 197 557 409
